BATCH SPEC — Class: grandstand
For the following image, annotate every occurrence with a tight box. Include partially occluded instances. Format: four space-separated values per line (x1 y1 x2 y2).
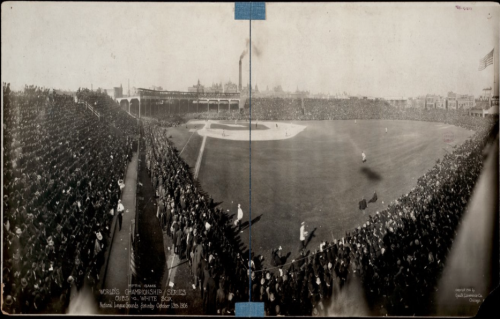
2 83 498 316
116 89 242 118
2 84 138 314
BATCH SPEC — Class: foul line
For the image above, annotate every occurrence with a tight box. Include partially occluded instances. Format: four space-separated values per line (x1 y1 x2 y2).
194 122 210 179
179 130 196 155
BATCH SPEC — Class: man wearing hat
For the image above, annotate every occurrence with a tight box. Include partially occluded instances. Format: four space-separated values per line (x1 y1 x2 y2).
175 226 183 256
117 199 125 231
94 231 105 268
300 222 308 251
45 236 55 259
3 295 14 314
272 246 284 267
215 281 227 315
359 197 367 214
18 277 32 313
192 238 203 290
26 262 40 285
10 227 24 258
234 204 244 233
185 227 194 265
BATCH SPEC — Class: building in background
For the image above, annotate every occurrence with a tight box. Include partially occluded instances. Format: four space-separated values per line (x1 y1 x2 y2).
480 87 492 101
105 85 123 99
188 80 204 93
447 92 475 110
205 82 223 94
458 94 475 109
408 96 426 108
331 92 350 100
425 94 446 109
447 92 457 109
241 83 258 94
224 81 238 93
386 97 408 108
130 87 139 96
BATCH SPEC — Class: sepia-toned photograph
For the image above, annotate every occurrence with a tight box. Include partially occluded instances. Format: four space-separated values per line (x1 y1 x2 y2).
2 2 499 316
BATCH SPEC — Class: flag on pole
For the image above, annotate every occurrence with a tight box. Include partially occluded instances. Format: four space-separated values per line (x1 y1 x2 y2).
478 49 494 71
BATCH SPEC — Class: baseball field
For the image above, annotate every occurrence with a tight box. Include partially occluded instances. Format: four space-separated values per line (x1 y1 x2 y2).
167 119 474 267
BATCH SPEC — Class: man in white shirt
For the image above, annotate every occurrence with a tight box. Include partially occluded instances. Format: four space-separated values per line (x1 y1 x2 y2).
362 151 367 163
300 222 308 251
117 199 125 231
237 204 244 233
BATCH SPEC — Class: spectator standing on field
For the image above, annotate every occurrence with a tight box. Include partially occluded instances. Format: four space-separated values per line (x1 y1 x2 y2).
300 222 308 251
117 199 125 231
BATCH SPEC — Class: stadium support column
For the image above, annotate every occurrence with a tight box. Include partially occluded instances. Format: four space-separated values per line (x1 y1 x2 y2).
217 100 220 113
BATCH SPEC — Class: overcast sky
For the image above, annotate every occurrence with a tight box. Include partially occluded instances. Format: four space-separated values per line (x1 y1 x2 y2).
2 2 499 97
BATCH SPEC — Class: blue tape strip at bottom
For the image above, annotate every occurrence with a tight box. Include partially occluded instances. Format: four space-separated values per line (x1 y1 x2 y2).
235 302 265 317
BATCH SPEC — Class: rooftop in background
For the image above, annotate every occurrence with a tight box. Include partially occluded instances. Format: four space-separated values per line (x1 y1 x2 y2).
137 88 240 100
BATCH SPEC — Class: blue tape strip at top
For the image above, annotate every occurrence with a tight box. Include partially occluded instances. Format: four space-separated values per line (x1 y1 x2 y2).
235 2 266 20
235 302 265 317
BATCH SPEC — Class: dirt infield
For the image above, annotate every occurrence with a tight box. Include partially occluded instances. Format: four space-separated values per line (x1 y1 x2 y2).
189 119 307 141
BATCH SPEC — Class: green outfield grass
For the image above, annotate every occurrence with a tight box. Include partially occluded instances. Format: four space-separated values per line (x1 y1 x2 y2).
169 119 474 267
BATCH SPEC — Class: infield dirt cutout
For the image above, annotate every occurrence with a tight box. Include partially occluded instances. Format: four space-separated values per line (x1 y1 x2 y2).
190 119 307 141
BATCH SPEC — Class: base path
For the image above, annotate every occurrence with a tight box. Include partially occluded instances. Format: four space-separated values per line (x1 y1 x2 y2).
101 152 138 313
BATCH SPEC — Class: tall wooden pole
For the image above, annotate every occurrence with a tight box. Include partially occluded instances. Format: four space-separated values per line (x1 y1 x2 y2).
493 42 499 99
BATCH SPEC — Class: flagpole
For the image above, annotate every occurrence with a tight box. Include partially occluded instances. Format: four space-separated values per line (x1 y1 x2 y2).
494 42 499 102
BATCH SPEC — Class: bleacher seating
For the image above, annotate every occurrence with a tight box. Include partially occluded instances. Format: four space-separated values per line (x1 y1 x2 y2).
3 84 137 314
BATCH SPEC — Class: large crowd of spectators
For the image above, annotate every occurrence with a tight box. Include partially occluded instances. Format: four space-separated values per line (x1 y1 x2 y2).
2 84 137 314
144 122 254 315
3 89 497 316
144 97 497 316
173 97 494 131
248 97 496 127
183 110 247 121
